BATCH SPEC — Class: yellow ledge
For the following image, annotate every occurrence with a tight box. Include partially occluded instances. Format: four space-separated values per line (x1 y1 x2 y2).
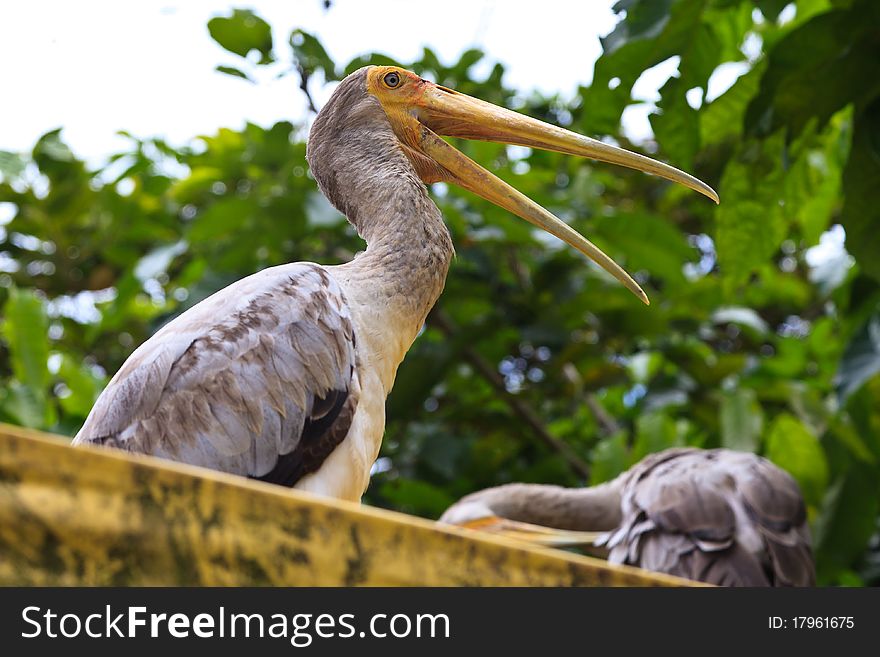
0 423 694 586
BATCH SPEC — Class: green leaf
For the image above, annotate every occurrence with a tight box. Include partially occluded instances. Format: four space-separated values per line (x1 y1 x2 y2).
632 411 683 462
626 351 662 383
378 478 456 518
1 288 51 428
215 65 252 81
589 431 629 485
813 465 880 584
593 212 694 286
207 9 273 64
2 288 50 392
188 198 254 243
765 413 829 506
134 240 188 283
754 0 789 21
582 0 718 134
343 53 401 77
386 335 456 419
835 308 880 402
0 382 49 429
700 63 763 147
57 355 103 418
603 0 674 56
650 76 700 170
719 387 763 452
841 96 880 283
290 29 337 80
745 3 880 139
170 166 225 203
0 150 26 180
711 306 769 335
786 122 845 246
715 134 788 291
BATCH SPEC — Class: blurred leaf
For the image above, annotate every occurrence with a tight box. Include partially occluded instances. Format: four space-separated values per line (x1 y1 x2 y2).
603 0 673 55
1 289 51 428
701 64 763 147
754 0 789 21
134 240 188 283
720 387 763 452
745 2 880 140
836 308 880 402
651 76 700 169
379 478 456 518
765 413 829 506
591 211 694 290
715 134 787 290
170 166 225 202
583 0 717 134
0 150 25 179
189 198 254 243
290 29 337 80
386 337 457 419
207 9 274 64
0 382 49 428
813 465 880 584
343 52 401 77
589 431 628 485
711 306 769 335
841 96 880 282
2 288 50 391
632 411 683 462
57 355 103 418
215 65 252 81
626 351 662 383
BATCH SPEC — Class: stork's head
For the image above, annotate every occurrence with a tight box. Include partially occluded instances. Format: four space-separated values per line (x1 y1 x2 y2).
308 66 718 304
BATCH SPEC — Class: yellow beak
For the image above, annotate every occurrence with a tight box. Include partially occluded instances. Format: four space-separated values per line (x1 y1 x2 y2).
371 67 719 305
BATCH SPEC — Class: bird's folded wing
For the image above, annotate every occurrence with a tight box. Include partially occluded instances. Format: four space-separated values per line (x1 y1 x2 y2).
74 262 359 486
607 448 814 586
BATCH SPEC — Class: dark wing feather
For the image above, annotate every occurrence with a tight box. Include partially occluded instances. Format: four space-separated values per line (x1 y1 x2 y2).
255 386 354 486
74 263 359 487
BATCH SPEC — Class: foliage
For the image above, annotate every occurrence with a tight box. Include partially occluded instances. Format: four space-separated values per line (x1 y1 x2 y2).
2 1 879 585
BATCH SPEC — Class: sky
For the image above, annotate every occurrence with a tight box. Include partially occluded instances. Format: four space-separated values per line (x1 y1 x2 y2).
0 0 747 165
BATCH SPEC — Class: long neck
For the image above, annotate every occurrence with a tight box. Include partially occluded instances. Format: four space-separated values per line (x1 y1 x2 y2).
319 134 453 394
464 480 624 531
345 173 453 322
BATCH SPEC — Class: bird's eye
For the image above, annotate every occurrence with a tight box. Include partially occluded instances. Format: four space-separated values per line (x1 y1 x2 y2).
383 71 401 88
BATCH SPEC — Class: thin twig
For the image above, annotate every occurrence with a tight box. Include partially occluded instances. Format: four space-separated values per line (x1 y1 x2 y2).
296 64 319 114
429 310 591 480
585 393 620 437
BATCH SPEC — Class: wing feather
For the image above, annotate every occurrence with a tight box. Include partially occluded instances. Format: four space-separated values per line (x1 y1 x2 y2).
74 263 359 485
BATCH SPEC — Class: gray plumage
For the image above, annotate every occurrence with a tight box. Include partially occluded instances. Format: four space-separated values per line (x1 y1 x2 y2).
74 263 359 483
440 448 815 586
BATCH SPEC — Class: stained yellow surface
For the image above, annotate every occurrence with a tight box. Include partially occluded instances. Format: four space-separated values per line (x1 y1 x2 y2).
0 423 693 586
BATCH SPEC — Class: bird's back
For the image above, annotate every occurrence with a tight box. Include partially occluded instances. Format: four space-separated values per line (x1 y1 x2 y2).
599 448 815 586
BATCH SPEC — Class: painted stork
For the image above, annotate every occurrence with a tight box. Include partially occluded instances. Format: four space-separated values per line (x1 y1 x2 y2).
440 448 815 586
74 67 717 502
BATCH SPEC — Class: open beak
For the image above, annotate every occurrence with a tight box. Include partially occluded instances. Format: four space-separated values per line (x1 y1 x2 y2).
377 70 719 305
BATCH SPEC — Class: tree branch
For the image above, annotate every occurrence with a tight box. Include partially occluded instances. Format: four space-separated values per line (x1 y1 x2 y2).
296 64 319 115
429 310 591 481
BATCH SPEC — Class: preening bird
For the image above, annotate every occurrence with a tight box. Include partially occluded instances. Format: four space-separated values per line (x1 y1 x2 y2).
74 67 717 502
440 448 815 586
